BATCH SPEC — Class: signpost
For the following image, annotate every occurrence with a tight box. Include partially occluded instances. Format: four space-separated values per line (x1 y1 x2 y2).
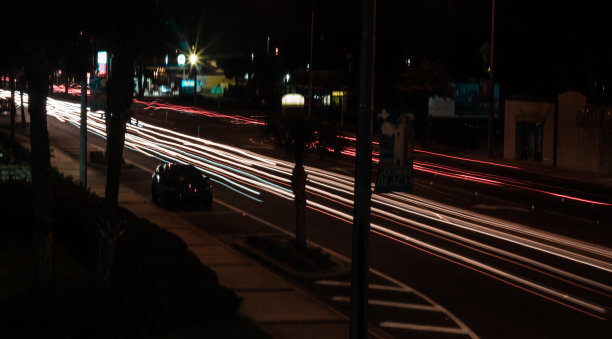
97 51 108 77
89 76 107 112
375 109 414 193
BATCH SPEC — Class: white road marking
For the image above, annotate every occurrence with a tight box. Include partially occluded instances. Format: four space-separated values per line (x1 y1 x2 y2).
380 321 469 335
315 280 414 293
331 296 440 311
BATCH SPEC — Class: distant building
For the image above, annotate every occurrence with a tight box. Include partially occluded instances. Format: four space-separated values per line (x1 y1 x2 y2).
139 56 235 97
289 70 356 117
504 91 612 175
428 82 500 118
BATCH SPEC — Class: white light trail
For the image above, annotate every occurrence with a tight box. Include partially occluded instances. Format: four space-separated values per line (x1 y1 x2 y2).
5 89 611 319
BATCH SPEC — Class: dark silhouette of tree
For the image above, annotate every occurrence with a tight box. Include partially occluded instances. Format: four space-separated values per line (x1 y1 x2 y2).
11 1 65 296
9 72 16 140
252 55 284 107
18 73 26 127
218 56 251 89
86 0 170 287
396 58 453 147
25 55 55 295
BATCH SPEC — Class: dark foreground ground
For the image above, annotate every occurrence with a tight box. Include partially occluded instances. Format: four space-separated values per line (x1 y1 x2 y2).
0 133 269 339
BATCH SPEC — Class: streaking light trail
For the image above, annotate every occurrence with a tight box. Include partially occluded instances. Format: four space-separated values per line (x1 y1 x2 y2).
48 90 612 207
4 89 611 320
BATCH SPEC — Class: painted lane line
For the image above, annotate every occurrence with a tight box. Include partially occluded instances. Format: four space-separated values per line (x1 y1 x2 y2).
367 268 479 339
375 193 612 274
315 280 415 293
380 321 469 335
331 296 441 311
389 192 612 263
212 199 476 337
305 200 608 315
371 225 609 316
369 201 612 294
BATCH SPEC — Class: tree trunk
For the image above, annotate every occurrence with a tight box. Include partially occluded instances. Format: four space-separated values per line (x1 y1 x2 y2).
27 63 54 295
98 52 134 288
291 151 307 251
104 52 134 208
105 115 126 207
9 72 16 141
20 88 26 127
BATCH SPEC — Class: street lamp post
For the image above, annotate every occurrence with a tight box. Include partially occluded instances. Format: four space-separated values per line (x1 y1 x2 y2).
190 53 197 106
488 0 496 157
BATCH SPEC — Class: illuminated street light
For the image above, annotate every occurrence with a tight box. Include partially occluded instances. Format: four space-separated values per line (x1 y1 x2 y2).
177 54 186 67
189 52 198 106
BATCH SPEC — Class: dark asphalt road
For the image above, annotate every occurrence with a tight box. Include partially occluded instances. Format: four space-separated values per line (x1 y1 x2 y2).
4 93 611 338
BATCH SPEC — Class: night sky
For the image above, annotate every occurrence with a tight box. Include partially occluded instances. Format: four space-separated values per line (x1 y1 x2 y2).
9 0 611 98
162 1 611 97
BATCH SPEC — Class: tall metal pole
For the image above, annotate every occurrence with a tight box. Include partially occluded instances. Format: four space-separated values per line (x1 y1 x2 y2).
80 75 87 187
350 0 374 337
488 0 496 157
193 68 197 107
308 5 314 117
370 0 376 135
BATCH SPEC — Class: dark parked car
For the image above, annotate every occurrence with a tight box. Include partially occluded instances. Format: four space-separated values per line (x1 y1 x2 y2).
151 162 212 209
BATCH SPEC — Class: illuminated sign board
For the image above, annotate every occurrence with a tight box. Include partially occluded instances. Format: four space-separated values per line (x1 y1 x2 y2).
181 79 200 87
97 51 108 77
281 93 305 107
375 110 414 193
211 86 223 95
177 54 186 67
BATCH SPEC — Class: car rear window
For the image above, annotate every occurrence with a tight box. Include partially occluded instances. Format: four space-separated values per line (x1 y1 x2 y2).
169 165 202 182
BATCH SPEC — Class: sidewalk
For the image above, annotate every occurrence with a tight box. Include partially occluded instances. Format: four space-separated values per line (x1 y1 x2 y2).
27 135 384 339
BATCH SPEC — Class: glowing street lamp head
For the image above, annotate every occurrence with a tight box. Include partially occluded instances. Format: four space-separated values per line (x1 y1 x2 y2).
177 54 186 67
189 53 197 65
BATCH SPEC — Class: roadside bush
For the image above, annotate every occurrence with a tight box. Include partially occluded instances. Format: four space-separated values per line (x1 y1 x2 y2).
0 132 255 338
0 180 32 238
113 218 242 322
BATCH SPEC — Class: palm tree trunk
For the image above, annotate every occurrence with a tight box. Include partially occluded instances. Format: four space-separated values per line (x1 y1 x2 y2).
104 52 134 208
100 51 134 287
20 88 26 127
104 114 127 207
27 63 54 295
9 72 16 141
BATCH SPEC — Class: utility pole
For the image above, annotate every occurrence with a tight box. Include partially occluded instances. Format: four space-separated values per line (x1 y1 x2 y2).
80 73 88 187
193 68 197 107
488 0 496 157
350 0 374 337
308 5 314 117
